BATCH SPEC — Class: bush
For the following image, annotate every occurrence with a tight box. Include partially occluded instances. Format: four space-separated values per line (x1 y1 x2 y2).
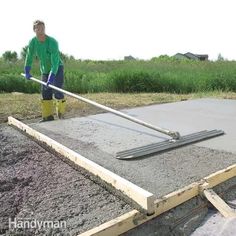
1 59 236 94
0 74 40 93
109 70 161 92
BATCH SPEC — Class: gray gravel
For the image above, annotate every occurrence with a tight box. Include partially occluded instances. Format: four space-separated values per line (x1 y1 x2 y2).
0 125 132 235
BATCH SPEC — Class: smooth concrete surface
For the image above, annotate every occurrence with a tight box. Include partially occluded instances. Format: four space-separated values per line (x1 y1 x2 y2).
30 98 236 198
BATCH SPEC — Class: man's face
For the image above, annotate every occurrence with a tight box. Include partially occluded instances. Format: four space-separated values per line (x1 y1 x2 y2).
34 24 45 38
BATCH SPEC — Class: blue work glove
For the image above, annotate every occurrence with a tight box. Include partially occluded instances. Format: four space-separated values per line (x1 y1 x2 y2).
24 66 32 79
46 72 55 87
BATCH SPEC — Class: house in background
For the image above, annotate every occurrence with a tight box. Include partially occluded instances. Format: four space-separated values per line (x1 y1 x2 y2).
124 55 136 61
174 52 208 61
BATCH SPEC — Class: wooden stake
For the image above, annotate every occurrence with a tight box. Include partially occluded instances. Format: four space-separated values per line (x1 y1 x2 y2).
203 188 236 218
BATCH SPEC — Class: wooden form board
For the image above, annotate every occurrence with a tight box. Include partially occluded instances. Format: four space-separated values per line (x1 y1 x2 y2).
8 116 155 214
80 164 236 236
204 164 236 188
203 189 236 218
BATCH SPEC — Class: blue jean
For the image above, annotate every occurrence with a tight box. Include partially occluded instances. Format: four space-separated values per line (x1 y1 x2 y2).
41 65 64 100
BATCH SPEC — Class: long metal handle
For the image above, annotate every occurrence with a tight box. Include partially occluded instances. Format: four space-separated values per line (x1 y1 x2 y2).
21 74 180 139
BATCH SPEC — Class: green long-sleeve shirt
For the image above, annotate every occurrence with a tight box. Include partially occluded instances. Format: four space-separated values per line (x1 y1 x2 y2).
25 35 63 75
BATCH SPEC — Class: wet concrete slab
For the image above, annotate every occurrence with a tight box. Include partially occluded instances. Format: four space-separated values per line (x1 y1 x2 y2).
30 98 236 198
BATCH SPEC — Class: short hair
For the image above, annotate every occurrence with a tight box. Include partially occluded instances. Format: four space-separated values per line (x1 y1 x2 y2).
33 20 45 30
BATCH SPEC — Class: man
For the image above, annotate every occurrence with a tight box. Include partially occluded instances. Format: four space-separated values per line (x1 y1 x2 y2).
24 20 66 122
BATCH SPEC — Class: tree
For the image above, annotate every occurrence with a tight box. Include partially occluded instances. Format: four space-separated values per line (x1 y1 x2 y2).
2 51 18 62
20 46 28 60
217 53 224 61
60 52 75 62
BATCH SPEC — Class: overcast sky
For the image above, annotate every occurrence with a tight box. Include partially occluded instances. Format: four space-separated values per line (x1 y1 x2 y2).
1 0 235 60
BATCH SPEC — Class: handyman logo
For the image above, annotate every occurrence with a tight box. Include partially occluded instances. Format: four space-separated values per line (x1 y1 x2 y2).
9 217 67 230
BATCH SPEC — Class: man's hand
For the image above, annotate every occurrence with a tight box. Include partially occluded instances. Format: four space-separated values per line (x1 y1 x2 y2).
24 66 32 79
46 72 55 87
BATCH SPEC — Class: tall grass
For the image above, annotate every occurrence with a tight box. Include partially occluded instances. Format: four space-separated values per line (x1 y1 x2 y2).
1 59 236 94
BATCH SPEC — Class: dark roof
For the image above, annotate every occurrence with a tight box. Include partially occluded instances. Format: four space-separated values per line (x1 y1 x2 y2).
174 52 208 60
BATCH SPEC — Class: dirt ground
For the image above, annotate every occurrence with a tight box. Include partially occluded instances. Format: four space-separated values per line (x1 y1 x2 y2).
0 124 132 235
2 91 236 124
0 92 191 124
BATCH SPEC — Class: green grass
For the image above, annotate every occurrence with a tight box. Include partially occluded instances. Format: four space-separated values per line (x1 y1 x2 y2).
1 59 236 94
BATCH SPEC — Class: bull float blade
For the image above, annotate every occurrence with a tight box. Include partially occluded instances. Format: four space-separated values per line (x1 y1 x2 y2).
116 130 224 160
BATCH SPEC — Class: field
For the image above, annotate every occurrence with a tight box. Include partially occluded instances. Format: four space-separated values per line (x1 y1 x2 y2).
1 58 236 123
1 58 236 94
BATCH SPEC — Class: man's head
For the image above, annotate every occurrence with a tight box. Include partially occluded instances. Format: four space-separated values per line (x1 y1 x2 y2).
33 20 45 41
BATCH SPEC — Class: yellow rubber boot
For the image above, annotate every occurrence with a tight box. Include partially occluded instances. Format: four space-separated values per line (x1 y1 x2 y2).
56 99 66 119
41 99 54 122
